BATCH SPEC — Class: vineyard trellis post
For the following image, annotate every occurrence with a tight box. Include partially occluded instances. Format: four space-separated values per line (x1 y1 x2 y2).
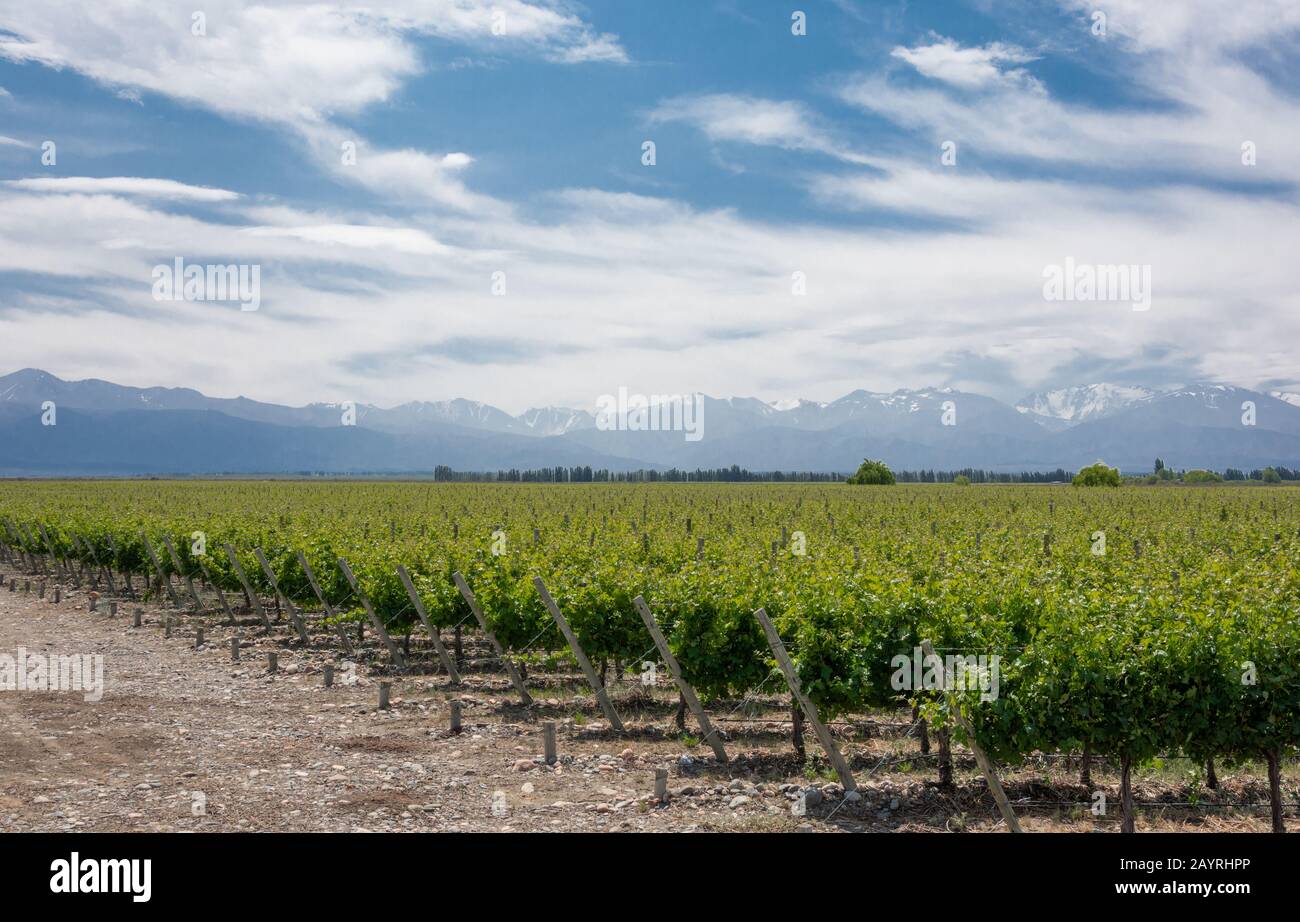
451 571 532 706
633 595 727 762
752 607 857 792
142 534 179 606
195 557 235 624
36 523 65 580
395 565 461 683
223 543 272 631
19 523 47 577
162 535 204 612
919 638 1023 833
253 548 311 644
105 533 136 600
295 551 355 656
534 576 624 731
336 557 407 669
79 531 117 595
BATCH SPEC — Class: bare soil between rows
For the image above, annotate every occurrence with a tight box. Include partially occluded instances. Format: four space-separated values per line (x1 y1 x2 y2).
0 565 1287 833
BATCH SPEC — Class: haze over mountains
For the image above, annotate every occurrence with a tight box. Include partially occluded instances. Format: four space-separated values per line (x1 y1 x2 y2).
2 369 1299 476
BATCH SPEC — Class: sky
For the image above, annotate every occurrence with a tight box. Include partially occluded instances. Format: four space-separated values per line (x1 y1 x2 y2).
1 0 1298 414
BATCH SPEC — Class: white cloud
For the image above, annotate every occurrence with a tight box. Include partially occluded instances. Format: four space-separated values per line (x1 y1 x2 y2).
1 3 1298 410
243 223 448 255
0 135 29 147
3 176 240 201
0 1 625 213
1060 0 1300 53
891 40 1037 88
649 93 879 166
0 1 627 126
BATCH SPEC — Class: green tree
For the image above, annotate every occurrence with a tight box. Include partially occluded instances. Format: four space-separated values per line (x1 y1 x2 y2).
847 459 896 485
1262 467 1282 484
1072 461 1121 487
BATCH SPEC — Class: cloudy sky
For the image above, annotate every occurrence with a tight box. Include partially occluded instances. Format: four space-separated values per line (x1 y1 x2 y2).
1 0 1298 413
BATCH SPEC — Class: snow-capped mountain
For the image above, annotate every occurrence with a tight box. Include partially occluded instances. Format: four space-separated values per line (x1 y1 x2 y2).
3 369 1300 474
1016 383 1157 428
517 407 596 437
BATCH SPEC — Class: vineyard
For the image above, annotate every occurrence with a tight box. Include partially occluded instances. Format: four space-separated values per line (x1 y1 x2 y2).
2 479 1298 833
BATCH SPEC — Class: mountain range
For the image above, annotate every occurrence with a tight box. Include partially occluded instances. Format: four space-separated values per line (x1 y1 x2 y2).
1 369 1299 476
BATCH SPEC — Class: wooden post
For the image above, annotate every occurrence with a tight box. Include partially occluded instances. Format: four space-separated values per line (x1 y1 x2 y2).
451 571 532 706
223 544 272 631
133 608 143 628
142 534 179 606
230 637 240 662
195 627 204 649
751 607 856 792
253 548 310 644
542 721 556 764
106 534 135 601
633 595 727 761
196 558 235 625
450 699 463 733
378 681 391 710
323 664 334 687
20 523 47 576
161 535 203 612
396 565 460 682
655 768 668 803
336 558 406 669
919 639 1022 833
533 576 623 731
295 551 355 656
36 523 64 580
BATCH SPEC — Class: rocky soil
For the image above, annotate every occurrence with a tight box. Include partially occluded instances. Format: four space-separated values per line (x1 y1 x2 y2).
0 564 1285 833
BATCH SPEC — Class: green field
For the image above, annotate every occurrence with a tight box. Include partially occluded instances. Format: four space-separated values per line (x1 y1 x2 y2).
2 480 1298 828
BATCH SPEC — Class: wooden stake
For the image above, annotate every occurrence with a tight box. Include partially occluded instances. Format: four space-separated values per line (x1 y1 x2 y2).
919 638 1022 833
141 534 179 606
534 576 623 730
253 548 310 644
161 535 203 612
396 565 460 682
633 595 727 762
295 551 355 656
752 607 856 792
337 557 406 669
223 544 273 632
542 720 556 764
451 571 532 706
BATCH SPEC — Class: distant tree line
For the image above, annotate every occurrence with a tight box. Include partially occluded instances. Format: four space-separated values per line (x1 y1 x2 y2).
432 464 1081 483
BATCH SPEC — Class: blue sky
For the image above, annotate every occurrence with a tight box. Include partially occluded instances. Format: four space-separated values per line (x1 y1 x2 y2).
1 1 1298 413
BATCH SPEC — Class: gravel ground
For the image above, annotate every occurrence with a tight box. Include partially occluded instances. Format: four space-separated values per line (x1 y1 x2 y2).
0 564 1286 833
